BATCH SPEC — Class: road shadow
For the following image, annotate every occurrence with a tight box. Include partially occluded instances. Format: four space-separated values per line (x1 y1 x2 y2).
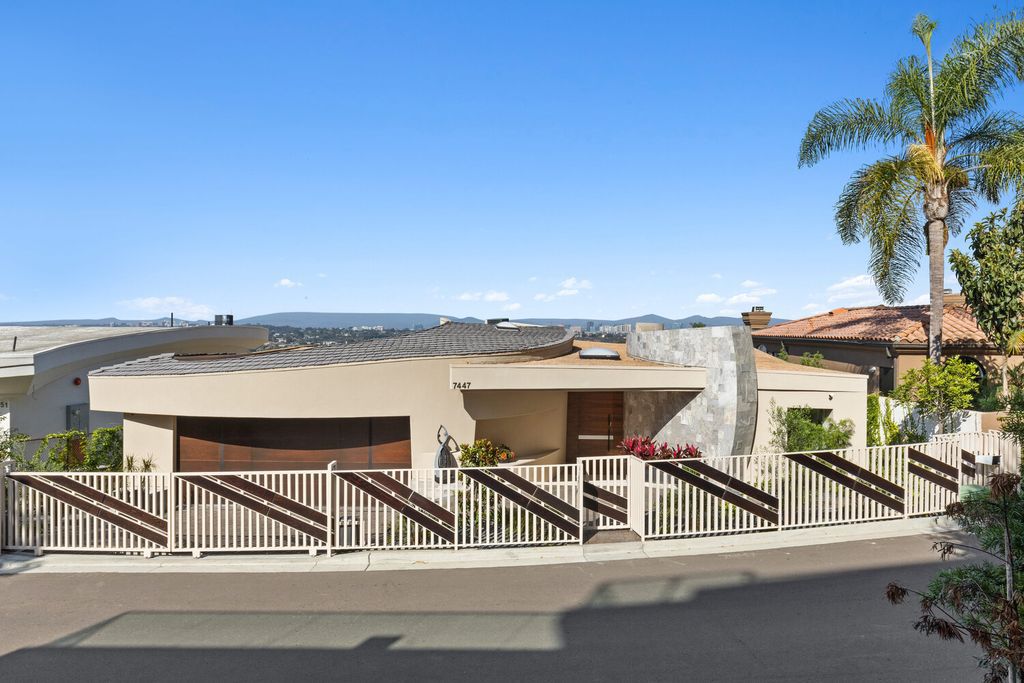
0 559 984 682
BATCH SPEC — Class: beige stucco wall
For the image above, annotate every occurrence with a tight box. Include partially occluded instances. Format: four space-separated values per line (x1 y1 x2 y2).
752 369 868 452
93 355 575 471
123 414 177 471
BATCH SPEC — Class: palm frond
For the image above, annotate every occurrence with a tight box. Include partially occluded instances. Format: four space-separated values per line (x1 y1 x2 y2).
973 130 1024 202
946 111 1024 157
834 157 924 303
885 56 929 129
798 98 917 167
945 181 977 237
934 17 1024 127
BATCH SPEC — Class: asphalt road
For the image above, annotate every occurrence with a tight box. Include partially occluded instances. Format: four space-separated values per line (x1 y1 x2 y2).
0 535 985 682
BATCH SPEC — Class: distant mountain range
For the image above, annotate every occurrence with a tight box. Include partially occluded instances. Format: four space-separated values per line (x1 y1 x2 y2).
2 311 786 329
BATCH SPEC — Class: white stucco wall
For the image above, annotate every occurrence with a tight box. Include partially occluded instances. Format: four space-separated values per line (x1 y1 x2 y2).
752 369 868 452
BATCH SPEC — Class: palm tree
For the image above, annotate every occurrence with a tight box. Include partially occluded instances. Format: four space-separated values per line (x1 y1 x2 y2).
799 13 1024 362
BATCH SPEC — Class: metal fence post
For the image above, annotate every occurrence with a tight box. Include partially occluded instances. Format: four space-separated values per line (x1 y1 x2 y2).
166 472 176 554
577 463 584 545
902 445 910 520
626 456 645 541
774 452 783 531
326 461 336 556
0 459 9 555
452 468 460 551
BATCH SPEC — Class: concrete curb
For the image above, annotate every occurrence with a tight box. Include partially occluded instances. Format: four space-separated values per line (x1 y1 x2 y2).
0 517 960 575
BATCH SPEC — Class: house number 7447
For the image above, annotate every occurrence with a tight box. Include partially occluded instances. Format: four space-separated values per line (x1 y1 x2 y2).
451 382 471 389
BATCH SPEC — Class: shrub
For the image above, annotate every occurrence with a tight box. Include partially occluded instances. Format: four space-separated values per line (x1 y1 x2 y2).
776 343 789 361
619 435 701 460
800 351 825 368
866 394 882 447
13 427 124 472
0 429 29 464
769 404 854 452
458 439 515 467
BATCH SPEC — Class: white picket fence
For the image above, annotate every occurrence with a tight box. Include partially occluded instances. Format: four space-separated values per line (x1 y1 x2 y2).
1 431 1019 555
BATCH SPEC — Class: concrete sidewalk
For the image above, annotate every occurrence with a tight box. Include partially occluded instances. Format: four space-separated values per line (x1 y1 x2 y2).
0 516 961 574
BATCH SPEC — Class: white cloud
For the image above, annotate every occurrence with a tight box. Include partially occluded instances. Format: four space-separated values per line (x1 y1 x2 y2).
557 288 579 297
741 279 761 288
696 293 723 304
119 296 214 320
503 302 522 312
825 274 880 305
317 273 327 278
726 292 762 305
719 309 739 316
534 293 555 302
802 303 822 312
909 293 929 305
711 273 722 279
528 276 538 282
827 274 874 293
483 290 509 302
560 277 592 291
275 278 303 288
457 292 482 301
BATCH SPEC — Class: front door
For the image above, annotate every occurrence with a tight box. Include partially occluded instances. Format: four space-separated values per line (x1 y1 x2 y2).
565 392 623 463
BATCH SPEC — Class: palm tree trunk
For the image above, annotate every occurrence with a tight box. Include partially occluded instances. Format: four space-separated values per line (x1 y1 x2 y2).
924 183 948 363
927 218 945 363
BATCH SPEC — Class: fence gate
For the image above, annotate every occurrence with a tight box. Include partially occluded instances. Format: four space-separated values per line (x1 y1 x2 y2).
3 472 169 552
580 455 629 530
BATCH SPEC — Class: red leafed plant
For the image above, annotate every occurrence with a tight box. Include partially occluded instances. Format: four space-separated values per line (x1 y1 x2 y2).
619 435 702 460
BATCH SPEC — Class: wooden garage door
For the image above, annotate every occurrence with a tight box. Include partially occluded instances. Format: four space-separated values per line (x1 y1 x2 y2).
565 392 624 463
176 417 411 472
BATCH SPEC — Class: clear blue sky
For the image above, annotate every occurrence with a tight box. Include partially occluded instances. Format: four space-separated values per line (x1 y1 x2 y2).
2 1 1021 322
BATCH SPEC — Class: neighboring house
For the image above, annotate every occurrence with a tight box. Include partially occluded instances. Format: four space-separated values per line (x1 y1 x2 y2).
0 325 268 447
89 321 867 472
746 292 1013 393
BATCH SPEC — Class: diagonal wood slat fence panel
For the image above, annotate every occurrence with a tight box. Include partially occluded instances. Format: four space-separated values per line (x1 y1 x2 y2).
1 432 1020 554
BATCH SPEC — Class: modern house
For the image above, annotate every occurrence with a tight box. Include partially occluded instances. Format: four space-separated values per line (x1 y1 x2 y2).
89 321 867 472
0 325 268 446
746 292 1015 393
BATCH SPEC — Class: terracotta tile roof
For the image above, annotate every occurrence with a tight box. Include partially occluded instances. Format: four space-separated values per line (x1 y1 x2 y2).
751 305 989 347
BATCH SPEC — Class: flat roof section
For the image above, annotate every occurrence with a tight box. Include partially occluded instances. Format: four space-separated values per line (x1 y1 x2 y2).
0 326 193 355
451 340 707 391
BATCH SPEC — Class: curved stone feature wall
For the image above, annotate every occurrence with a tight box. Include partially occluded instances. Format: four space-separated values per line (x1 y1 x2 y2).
626 326 757 456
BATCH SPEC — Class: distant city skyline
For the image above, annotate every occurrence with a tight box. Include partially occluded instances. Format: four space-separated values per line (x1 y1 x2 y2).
1 1 1016 323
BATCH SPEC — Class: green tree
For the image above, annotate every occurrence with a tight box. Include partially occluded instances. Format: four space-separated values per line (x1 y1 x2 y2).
799 13 1024 362
887 473 1024 682
690 321 706 328
950 206 1024 393
891 357 980 433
